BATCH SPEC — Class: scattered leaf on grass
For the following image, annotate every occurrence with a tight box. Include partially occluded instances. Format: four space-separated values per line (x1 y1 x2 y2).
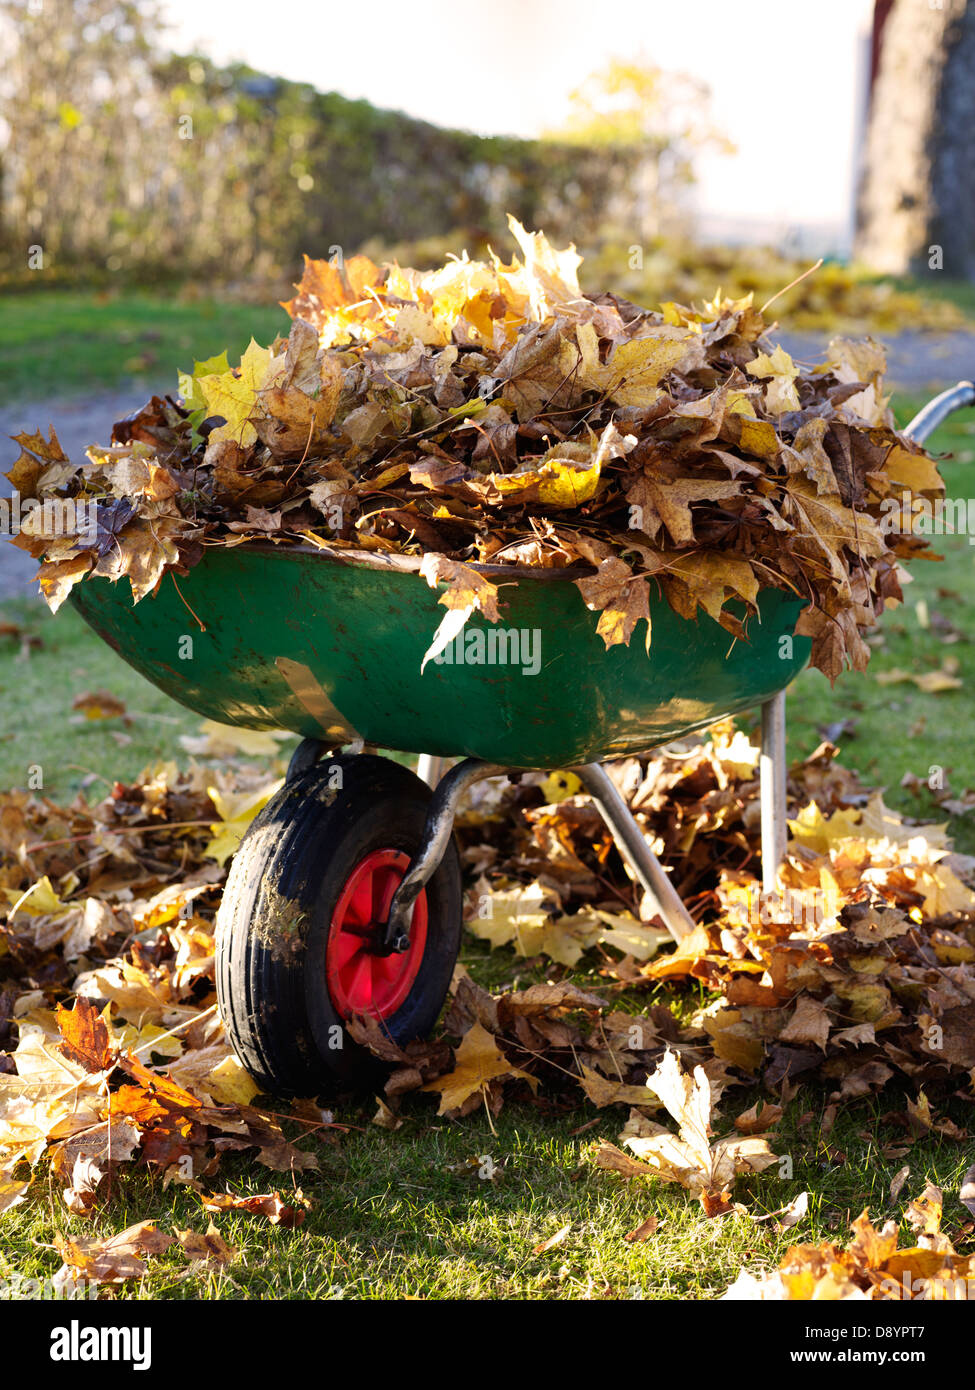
533 1223 571 1255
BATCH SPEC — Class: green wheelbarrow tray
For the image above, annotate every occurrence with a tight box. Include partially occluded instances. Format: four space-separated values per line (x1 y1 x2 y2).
69 542 810 768
70 540 809 951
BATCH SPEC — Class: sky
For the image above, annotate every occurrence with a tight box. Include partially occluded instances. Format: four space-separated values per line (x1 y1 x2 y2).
160 0 876 247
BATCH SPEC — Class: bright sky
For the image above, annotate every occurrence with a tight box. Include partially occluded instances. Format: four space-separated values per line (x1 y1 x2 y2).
160 0 875 238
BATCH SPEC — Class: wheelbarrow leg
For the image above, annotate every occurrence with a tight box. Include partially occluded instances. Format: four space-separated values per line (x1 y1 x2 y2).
379 758 506 954
416 754 448 788
571 763 696 943
760 690 787 894
384 755 702 953
286 737 329 783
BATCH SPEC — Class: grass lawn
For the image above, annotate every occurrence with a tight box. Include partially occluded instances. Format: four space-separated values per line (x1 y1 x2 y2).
0 1077 971 1300
0 289 290 406
0 597 207 801
1 395 975 1301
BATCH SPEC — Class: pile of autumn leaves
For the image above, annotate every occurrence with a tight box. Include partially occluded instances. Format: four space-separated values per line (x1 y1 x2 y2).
3 722 975 1294
460 722 975 1102
6 217 946 679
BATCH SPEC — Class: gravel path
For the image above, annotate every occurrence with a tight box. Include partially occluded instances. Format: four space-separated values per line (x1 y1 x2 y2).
778 330 975 391
2 332 975 601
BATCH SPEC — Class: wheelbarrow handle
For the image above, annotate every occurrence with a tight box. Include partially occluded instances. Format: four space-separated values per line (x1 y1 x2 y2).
903 381 975 445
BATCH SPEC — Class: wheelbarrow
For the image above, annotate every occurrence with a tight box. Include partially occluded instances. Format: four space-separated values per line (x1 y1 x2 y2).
68 384 972 1095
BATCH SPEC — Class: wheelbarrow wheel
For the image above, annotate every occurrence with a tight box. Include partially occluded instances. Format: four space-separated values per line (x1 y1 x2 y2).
215 753 462 1096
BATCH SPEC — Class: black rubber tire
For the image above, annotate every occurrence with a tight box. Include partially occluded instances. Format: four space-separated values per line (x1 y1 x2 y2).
215 754 462 1096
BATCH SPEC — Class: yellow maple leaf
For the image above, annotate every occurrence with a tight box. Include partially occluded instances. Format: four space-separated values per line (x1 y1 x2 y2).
4 876 74 920
579 1065 661 1109
422 1022 537 1115
418 554 501 671
209 1055 261 1106
35 554 93 613
667 552 759 624
539 771 583 803
204 779 283 866
486 455 602 508
506 214 585 322
602 333 697 406
787 802 864 853
884 444 944 496
746 345 800 414
199 340 283 448
615 1050 777 1198
113 1022 183 1061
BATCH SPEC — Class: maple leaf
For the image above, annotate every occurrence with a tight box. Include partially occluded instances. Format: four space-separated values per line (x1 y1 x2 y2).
506 215 585 321
107 455 180 503
578 1066 661 1109
164 1045 260 1108
56 998 116 1073
34 554 93 612
55 1220 173 1284
599 1049 778 1205
778 995 831 1051
471 428 627 509
734 1100 784 1135
575 557 652 652
71 689 127 721
4 874 74 921
175 1220 238 1267
614 333 703 403
782 416 839 494
746 344 801 414
627 475 741 546
177 352 233 447
787 801 864 852
418 554 500 671
201 1189 309 1227
5 428 74 499
884 442 944 495
468 884 645 966
204 778 283 866
198 339 283 448
282 252 387 348
665 551 759 630
422 1022 537 1116
92 513 189 604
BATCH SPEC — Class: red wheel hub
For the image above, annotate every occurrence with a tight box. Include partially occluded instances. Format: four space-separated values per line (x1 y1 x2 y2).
326 849 428 1020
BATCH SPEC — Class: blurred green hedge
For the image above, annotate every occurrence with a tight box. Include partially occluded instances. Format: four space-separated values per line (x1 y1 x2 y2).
0 51 647 286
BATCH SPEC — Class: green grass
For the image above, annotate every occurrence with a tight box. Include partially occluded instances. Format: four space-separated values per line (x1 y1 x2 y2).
3 394 975 1300
0 289 290 405
0 1071 971 1300
894 271 975 323
0 599 210 800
